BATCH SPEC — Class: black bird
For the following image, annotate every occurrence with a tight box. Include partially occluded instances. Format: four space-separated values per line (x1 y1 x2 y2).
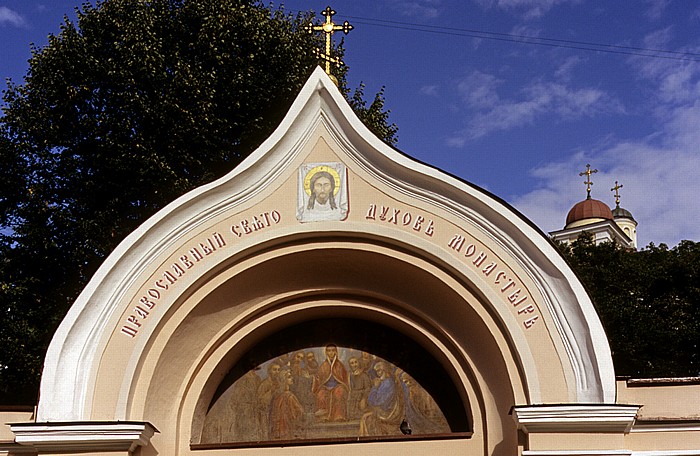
400 418 412 435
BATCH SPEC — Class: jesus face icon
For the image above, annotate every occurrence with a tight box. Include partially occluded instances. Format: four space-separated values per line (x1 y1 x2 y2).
308 171 336 209
313 175 333 205
297 163 348 222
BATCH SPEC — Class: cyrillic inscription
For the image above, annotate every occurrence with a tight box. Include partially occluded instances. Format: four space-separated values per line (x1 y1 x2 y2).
120 231 227 338
365 204 434 237
230 211 281 237
447 234 539 329
120 209 282 338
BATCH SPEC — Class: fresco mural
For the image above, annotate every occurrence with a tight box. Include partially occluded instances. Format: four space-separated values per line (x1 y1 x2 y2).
201 344 451 444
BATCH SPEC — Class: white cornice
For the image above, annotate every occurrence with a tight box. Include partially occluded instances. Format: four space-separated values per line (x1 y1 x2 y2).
523 452 632 456
0 443 36 454
630 452 700 455
630 420 700 433
550 219 634 249
10 421 156 453
513 404 640 433
524 451 700 456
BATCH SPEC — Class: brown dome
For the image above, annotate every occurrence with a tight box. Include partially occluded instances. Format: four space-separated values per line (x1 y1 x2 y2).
566 198 614 226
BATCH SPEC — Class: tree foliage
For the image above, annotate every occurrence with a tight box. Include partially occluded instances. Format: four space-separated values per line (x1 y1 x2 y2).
557 234 700 378
0 0 397 404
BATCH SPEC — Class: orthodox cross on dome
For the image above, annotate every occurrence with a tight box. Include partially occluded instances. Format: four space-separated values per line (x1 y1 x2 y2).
611 180 624 207
304 6 353 84
579 164 598 199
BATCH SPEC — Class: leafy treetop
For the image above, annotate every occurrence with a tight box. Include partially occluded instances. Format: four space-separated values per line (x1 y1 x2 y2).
557 233 699 378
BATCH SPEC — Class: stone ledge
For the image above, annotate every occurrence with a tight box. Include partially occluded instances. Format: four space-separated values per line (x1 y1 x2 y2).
512 404 640 434
9 421 157 453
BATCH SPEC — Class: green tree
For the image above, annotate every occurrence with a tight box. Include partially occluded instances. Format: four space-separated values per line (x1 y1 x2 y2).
557 234 700 378
0 0 397 404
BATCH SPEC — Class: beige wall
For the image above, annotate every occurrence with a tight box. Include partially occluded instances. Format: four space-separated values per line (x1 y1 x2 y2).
619 379 700 453
0 410 33 442
0 409 34 455
618 379 700 420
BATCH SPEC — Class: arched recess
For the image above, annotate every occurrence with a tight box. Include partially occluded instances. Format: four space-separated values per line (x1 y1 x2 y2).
194 317 472 442
126 234 529 455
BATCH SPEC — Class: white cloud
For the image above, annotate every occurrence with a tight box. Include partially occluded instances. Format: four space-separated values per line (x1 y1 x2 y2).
663 101 700 149
448 72 623 142
512 45 700 247
0 7 25 27
644 0 671 20
471 0 580 19
456 71 501 108
420 85 440 96
512 143 700 247
554 56 583 81
465 97 540 136
389 0 442 19
631 31 700 107
510 24 541 39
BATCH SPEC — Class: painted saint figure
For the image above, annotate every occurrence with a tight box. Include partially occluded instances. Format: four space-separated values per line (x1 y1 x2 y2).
256 363 282 439
305 351 319 375
347 356 372 419
359 361 403 436
290 350 315 412
312 344 350 421
400 371 450 434
269 370 306 440
297 163 348 222
200 369 261 443
360 351 377 379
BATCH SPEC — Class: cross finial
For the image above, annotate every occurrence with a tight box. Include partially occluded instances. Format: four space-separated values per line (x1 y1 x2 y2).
611 180 623 207
579 164 598 199
304 6 353 85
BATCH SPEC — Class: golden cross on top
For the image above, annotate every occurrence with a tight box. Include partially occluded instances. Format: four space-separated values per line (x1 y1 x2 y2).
305 6 353 83
579 164 598 199
611 180 624 206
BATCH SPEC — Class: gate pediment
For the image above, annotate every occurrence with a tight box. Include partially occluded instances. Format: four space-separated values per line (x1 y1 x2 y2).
36 67 615 455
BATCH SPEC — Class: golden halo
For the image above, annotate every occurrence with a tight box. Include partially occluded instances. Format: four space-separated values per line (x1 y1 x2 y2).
303 165 341 196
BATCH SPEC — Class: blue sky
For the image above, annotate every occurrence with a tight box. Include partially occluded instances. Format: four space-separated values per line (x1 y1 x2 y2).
2 1 700 248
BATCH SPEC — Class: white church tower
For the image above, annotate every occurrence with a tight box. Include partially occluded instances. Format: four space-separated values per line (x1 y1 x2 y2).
550 165 637 249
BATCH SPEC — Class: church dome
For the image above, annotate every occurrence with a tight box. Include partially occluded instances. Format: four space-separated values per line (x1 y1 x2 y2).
566 198 614 226
612 205 636 222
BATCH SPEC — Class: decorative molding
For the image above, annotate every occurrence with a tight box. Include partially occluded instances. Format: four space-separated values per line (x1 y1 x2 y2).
10 421 157 453
513 404 640 433
524 451 700 456
550 219 634 250
0 442 37 454
631 420 700 433
523 452 631 456
631 452 700 456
